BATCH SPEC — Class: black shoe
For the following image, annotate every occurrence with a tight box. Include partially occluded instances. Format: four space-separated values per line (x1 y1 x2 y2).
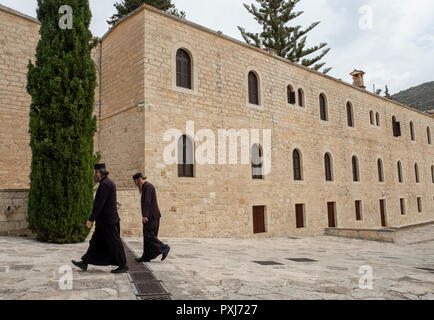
161 246 170 261
111 265 129 274
72 260 88 272
135 257 151 263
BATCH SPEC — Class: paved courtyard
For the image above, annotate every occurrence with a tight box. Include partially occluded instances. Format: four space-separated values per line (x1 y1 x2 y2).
1 224 434 300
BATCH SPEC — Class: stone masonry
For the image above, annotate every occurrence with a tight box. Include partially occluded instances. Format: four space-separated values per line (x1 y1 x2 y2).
0 4 433 238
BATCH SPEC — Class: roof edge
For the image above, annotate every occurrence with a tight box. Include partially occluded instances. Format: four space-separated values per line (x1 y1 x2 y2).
0 4 39 24
100 4 146 41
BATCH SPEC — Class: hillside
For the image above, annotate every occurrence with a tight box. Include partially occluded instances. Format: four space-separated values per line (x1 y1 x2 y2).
391 81 434 112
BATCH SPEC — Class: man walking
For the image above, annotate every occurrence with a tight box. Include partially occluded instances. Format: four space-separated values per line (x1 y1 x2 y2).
133 173 170 263
72 164 128 274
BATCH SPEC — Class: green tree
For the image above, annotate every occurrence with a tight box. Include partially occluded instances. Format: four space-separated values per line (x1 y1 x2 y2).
27 0 98 243
238 0 332 74
108 0 186 26
384 85 392 99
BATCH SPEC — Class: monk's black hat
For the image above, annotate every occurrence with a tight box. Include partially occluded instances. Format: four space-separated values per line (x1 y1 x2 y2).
133 173 146 180
94 163 106 170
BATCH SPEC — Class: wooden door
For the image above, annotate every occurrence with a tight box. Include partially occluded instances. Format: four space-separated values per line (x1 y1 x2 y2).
295 204 304 228
380 200 387 227
327 202 336 228
253 206 265 234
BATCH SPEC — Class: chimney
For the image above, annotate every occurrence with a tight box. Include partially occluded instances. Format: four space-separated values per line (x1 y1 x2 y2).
350 69 366 89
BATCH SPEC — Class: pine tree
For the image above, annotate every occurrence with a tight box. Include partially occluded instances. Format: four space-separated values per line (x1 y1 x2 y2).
384 85 392 99
27 0 98 243
238 0 332 74
108 0 186 26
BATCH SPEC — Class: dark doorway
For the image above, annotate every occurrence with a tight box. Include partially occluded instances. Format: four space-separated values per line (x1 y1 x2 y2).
327 202 336 228
253 206 266 234
380 200 387 227
295 204 305 229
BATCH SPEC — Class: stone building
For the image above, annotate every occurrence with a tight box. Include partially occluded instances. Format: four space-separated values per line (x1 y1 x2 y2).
0 4 433 238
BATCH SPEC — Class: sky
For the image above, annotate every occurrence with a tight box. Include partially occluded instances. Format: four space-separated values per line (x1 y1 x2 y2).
2 0 434 95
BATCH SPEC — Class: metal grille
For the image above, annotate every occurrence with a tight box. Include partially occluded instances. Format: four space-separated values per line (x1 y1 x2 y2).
252 261 284 266
122 241 173 300
287 258 318 263
129 271 156 282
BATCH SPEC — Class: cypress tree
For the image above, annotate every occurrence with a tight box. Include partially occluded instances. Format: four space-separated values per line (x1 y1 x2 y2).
108 0 186 26
238 0 332 74
27 0 97 243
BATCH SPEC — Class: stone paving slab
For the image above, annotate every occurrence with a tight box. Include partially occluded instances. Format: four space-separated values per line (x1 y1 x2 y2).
0 237 136 300
124 225 434 300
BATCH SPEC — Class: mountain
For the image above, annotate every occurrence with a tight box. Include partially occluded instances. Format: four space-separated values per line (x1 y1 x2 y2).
391 81 434 113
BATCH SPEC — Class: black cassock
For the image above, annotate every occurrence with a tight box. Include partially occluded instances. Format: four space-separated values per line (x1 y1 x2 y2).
141 182 169 261
82 177 127 267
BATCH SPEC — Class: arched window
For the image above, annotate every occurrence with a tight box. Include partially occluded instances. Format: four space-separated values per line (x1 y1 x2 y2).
324 153 333 181
176 49 192 89
377 159 384 182
410 121 415 141
252 144 263 179
347 102 354 127
287 85 295 104
178 135 194 177
392 116 401 137
397 161 403 183
298 89 304 107
319 94 328 121
431 165 434 183
428 127 432 145
248 71 259 105
415 163 420 183
376 112 380 126
352 156 360 182
369 111 374 125
293 149 303 181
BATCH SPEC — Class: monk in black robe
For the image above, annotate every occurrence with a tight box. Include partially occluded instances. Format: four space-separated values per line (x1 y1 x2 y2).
72 164 128 274
133 173 170 263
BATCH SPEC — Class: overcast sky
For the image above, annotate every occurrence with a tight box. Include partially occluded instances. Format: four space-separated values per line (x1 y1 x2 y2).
2 0 434 94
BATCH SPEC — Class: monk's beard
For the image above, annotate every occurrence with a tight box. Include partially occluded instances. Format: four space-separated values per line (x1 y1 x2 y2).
94 175 99 183
137 183 142 194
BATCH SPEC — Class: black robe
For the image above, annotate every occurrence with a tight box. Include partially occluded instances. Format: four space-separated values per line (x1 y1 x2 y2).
82 177 127 267
141 182 168 260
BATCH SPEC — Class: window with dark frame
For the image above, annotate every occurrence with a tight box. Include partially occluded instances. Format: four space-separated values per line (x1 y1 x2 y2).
415 163 420 183
397 161 403 183
370 111 374 125
392 116 401 137
428 127 432 145
287 85 296 104
293 149 302 181
376 112 380 126
352 156 360 182
417 197 423 213
325 153 333 181
252 144 263 180
319 94 327 121
355 200 362 221
178 135 194 178
410 121 415 141
347 102 354 127
378 159 384 182
248 71 259 105
298 89 304 107
176 49 192 89
400 198 406 215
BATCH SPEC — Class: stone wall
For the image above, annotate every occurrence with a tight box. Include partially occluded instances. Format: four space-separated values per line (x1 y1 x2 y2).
0 6 39 189
140 5 434 238
0 189 31 236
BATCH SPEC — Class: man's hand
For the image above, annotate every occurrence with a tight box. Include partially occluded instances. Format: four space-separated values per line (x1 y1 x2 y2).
142 217 149 224
86 221 93 229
